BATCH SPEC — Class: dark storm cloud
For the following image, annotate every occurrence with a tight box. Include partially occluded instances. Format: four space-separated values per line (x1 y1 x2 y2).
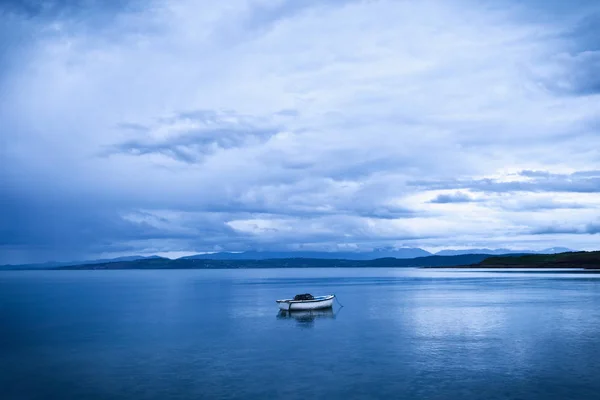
531 221 600 235
542 51 600 97
518 0 600 97
0 189 248 263
429 192 474 204
108 109 282 163
560 2 600 52
111 127 279 164
530 226 584 235
0 0 141 18
192 201 415 220
0 194 187 247
499 200 588 212
586 221 600 234
410 170 600 194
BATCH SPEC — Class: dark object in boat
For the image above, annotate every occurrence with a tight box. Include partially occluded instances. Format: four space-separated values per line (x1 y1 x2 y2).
293 293 314 301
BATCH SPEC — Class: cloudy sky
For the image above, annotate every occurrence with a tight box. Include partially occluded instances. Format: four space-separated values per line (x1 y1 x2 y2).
1 0 599 264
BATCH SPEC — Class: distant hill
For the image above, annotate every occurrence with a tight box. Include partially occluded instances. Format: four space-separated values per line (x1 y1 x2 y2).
435 247 573 256
459 251 600 269
182 248 432 260
54 253 495 270
0 255 166 270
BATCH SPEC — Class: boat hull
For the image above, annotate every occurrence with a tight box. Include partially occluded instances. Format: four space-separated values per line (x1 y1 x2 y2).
276 295 334 311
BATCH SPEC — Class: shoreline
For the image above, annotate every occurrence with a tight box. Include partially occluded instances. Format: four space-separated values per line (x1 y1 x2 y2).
424 266 600 271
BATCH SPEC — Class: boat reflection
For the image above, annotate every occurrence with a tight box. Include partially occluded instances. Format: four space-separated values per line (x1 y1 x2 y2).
277 308 337 328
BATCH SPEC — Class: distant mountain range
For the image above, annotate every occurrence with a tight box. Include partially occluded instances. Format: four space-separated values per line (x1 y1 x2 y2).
0 247 575 270
187 247 573 259
180 247 432 261
55 254 500 270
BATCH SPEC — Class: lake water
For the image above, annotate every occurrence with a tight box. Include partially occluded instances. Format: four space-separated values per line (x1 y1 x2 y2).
2 268 600 399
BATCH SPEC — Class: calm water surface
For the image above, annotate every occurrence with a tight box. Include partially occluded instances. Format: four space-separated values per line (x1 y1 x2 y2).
1 268 600 399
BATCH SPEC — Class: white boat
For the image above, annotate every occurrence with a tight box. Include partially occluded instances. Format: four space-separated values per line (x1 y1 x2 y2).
276 294 335 311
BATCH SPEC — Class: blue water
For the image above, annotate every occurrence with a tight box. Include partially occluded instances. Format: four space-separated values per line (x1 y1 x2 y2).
2 268 600 399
